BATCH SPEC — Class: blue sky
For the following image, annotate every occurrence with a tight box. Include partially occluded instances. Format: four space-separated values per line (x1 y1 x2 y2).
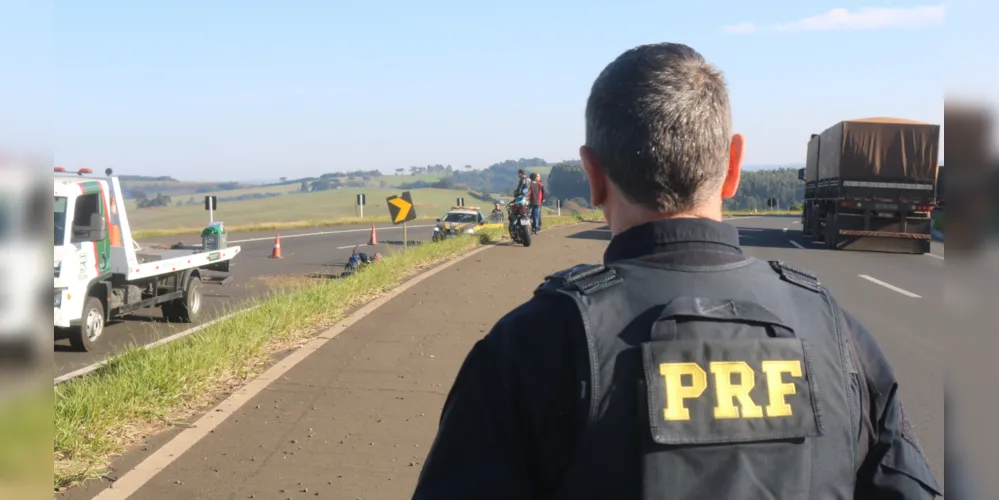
2 1 983 181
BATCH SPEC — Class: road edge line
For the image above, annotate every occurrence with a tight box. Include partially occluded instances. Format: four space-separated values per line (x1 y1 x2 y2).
90 241 508 499
858 274 923 298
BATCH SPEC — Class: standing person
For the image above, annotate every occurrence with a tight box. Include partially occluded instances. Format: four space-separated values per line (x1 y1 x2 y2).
528 172 542 234
535 174 546 231
513 169 529 198
510 169 531 230
411 43 941 500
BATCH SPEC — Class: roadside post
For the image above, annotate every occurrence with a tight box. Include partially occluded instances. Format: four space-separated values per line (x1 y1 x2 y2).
356 193 366 218
386 191 417 249
204 195 217 223
557 199 561 216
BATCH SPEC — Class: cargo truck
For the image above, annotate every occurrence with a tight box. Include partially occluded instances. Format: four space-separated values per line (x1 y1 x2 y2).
53 167 242 351
797 118 940 254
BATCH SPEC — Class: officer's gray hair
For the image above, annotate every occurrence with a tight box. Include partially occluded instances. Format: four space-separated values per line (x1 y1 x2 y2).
585 43 732 214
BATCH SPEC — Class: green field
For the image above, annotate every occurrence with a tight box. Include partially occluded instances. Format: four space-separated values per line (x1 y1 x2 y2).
127 187 495 233
124 172 454 201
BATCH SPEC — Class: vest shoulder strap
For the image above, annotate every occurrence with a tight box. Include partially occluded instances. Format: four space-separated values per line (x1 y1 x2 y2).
768 260 824 293
535 263 624 296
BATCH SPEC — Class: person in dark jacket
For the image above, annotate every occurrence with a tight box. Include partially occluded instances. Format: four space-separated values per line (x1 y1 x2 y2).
412 42 942 500
513 169 529 198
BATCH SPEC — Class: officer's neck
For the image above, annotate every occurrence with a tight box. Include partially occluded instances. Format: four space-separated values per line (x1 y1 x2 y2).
606 201 724 237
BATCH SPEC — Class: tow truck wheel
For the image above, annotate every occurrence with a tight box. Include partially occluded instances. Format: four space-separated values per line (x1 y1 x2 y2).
69 297 105 352
164 276 203 323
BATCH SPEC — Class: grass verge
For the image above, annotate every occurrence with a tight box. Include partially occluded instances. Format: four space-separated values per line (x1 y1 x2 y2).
54 211 599 490
132 216 438 239
724 209 801 217
932 212 945 233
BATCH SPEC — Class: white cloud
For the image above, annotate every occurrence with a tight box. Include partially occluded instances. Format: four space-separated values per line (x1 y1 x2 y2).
723 4 945 35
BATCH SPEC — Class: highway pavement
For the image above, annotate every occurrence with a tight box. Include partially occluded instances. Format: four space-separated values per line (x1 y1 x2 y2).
53 222 438 379
62 216 948 500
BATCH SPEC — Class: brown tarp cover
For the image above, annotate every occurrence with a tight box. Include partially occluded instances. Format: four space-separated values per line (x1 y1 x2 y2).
819 117 940 182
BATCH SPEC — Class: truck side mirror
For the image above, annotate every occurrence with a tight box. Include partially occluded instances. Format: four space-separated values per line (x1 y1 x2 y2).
797 168 805 181
71 213 107 243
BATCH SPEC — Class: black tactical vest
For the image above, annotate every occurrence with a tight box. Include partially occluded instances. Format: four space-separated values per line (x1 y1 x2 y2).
535 257 860 500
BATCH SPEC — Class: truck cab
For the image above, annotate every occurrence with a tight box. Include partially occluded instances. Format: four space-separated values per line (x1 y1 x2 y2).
54 168 241 351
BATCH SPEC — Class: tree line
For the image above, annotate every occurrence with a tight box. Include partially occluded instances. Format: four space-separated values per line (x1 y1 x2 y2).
462 161 804 211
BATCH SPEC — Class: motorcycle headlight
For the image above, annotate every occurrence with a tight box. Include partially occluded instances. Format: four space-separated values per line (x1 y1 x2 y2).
432 227 439 232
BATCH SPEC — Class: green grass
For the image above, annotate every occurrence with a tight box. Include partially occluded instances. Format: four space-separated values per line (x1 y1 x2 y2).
131 198 571 239
933 212 945 233
128 187 486 234
0 387 52 498
54 211 600 490
724 209 802 216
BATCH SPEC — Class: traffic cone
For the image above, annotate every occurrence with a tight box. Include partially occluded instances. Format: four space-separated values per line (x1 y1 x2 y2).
368 225 377 245
270 234 283 259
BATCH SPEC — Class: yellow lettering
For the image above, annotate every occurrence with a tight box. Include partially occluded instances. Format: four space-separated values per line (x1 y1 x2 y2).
660 362 707 421
710 361 764 419
761 360 803 417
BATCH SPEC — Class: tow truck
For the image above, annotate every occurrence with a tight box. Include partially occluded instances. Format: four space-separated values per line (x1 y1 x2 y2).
53 167 242 351
431 206 505 242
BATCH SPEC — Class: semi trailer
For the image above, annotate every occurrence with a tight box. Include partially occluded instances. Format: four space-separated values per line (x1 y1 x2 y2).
798 117 940 254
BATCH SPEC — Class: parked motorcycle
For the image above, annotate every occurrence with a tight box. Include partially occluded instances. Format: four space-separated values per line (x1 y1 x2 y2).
506 192 533 247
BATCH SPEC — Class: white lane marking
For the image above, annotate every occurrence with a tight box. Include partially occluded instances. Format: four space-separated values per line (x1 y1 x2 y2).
858 275 922 298
89 243 499 500
925 253 944 260
789 240 806 249
782 228 788 233
228 224 434 244
792 221 801 225
54 306 262 385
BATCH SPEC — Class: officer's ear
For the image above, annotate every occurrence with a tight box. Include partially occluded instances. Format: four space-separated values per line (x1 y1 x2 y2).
721 134 745 199
580 145 607 207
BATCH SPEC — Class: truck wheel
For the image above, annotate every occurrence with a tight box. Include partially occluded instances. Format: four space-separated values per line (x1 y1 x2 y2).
69 297 105 352
164 276 203 323
811 214 824 242
824 213 839 250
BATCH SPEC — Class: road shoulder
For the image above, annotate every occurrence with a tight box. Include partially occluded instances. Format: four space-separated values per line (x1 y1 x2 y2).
62 222 606 500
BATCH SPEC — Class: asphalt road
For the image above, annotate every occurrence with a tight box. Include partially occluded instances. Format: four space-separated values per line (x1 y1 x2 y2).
62 216 949 500
53 222 438 378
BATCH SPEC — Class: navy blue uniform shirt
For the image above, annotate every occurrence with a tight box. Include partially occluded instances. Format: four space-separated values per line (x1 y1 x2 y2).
412 218 942 500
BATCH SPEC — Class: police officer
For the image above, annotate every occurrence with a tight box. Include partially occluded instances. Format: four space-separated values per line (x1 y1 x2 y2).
411 43 942 500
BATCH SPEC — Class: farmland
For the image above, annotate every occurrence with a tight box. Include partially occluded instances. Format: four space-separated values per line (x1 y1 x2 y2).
126 186 505 234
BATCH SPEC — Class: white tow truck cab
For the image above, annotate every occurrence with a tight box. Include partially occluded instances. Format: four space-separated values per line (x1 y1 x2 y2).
53 167 242 351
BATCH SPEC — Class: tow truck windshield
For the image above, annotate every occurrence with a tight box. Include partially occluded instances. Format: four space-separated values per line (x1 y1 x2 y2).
442 212 479 224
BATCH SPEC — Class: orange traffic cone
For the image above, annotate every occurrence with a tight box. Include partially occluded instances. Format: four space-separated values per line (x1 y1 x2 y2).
368 225 377 245
270 234 283 258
